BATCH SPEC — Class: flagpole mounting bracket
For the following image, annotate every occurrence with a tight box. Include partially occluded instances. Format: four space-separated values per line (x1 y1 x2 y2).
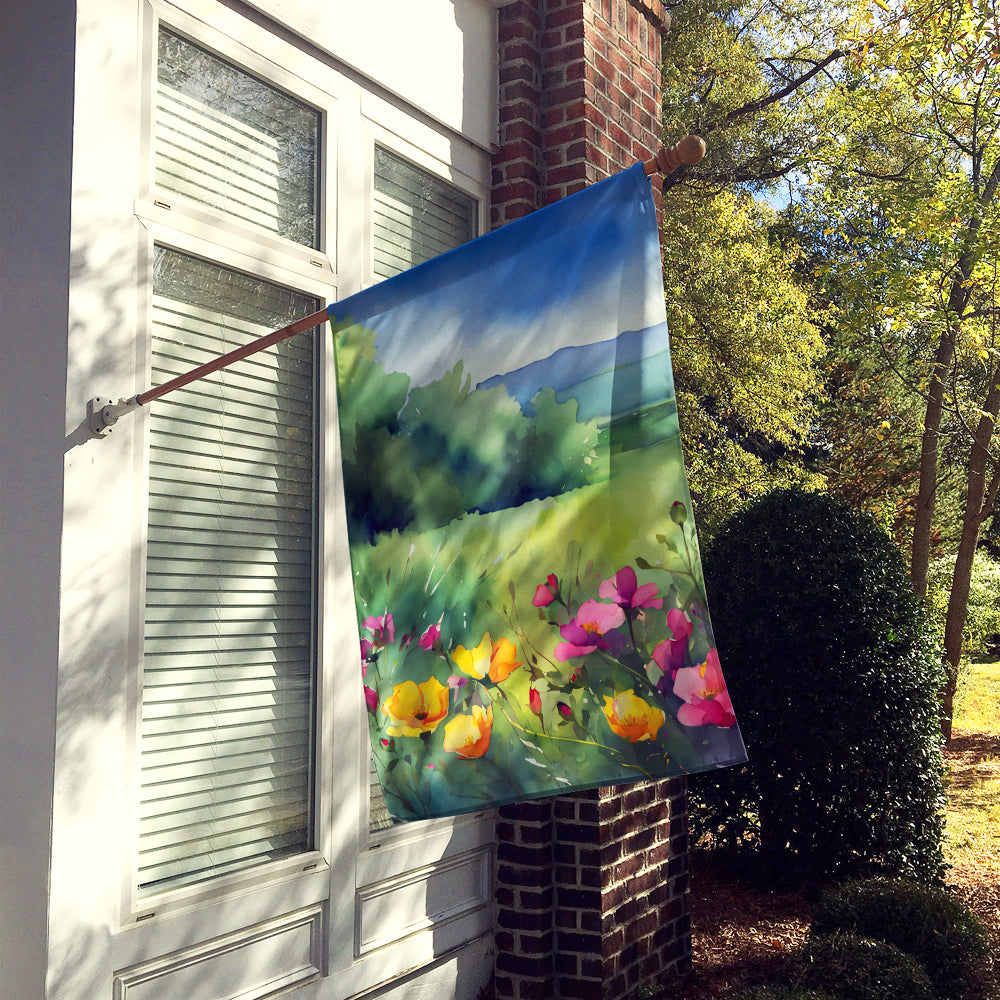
88 395 141 438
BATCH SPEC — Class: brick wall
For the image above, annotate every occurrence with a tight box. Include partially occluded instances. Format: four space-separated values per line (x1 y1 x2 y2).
490 4 692 998
494 782 690 1000
492 0 668 227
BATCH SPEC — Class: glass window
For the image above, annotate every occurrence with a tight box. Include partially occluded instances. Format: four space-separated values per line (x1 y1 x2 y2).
372 146 477 279
156 28 321 247
138 247 318 895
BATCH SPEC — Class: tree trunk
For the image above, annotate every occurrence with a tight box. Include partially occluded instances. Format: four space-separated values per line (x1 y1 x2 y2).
940 377 1000 741
910 161 1000 596
910 329 955 598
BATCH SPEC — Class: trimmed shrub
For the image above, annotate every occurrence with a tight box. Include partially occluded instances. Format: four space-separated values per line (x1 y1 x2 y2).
811 877 988 999
691 488 946 882
790 933 934 1000
732 987 838 1000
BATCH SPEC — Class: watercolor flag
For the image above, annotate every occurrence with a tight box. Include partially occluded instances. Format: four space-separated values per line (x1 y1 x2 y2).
329 162 747 822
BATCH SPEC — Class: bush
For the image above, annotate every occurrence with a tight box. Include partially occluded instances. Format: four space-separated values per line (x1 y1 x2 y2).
691 488 946 882
790 933 934 1000
811 878 988 999
732 987 838 1000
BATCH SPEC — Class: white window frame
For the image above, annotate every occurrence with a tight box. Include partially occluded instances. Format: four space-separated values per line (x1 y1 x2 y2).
123 0 340 933
113 0 497 990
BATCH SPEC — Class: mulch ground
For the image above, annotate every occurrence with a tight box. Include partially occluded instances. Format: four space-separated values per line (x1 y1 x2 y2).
669 732 1000 1000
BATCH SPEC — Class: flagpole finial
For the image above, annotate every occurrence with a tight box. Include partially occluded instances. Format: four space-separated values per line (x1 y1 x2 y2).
643 135 706 176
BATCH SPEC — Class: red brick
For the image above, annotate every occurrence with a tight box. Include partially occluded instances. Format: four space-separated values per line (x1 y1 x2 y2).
499 906 552 932
503 120 543 144
546 119 590 147
504 79 541 104
548 4 589 29
498 0 541 27
542 66 566 88
498 863 553 888
542 40 587 68
558 931 603 954
493 139 541 165
503 40 538 63
543 105 567 129
559 980 604 1000
555 952 579 976
499 99 540 124
520 930 556 954
497 952 551 977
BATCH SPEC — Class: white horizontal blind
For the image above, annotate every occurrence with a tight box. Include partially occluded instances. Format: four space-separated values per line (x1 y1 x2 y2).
138 247 319 895
156 28 320 248
372 146 477 280
368 149 478 831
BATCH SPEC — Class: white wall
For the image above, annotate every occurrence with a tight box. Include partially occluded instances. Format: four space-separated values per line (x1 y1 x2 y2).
1 1 499 997
243 0 498 151
0 0 76 994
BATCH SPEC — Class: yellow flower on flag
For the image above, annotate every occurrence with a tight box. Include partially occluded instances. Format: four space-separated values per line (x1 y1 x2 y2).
488 636 522 683
602 689 665 742
382 677 449 736
452 633 493 679
443 705 494 759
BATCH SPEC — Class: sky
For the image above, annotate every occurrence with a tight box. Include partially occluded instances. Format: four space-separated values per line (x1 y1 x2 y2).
328 163 668 388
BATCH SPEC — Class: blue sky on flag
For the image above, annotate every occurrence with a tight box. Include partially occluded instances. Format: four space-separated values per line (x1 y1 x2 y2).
330 165 667 388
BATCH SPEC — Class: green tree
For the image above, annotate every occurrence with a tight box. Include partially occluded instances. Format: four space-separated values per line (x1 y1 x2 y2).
661 188 826 532
804 0 1000 736
661 0 853 194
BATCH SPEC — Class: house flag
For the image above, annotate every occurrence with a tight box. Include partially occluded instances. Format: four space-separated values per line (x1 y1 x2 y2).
330 163 747 821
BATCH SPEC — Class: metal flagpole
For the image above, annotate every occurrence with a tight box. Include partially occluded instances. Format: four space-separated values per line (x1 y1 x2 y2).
87 136 705 438
87 306 331 437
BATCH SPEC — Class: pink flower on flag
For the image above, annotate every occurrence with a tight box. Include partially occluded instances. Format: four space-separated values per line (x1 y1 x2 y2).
529 686 542 716
363 613 395 647
673 649 737 728
598 566 663 611
554 599 626 660
364 685 379 713
418 623 442 650
649 609 693 682
532 573 560 607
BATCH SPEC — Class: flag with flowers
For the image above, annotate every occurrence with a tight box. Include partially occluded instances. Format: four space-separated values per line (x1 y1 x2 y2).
332 164 747 821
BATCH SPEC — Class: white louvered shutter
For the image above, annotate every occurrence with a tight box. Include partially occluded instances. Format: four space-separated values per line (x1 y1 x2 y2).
155 28 320 248
139 29 322 896
139 248 319 895
372 146 477 279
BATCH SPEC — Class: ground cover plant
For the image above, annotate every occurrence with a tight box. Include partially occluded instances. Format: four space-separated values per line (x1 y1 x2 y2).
788 932 935 1000
810 879 987 999
671 657 1000 1000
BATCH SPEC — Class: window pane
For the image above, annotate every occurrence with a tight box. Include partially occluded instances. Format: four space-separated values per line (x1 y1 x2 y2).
156 28 320 248
372 146 477 279
138 247 318 895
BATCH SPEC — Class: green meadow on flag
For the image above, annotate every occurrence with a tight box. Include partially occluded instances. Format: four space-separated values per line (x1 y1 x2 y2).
331 163 747 821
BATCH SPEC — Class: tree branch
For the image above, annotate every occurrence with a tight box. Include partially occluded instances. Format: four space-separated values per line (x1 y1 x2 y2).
702 49 847 133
